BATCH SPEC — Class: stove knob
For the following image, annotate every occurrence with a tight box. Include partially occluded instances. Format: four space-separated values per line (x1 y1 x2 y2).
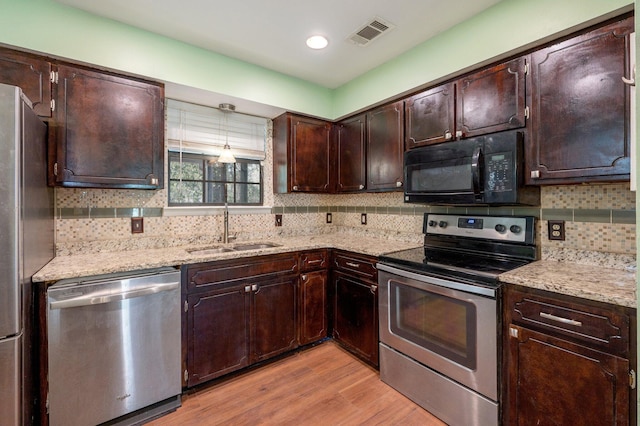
495 224 507 233
438 221 448 228
510 225 522 234
428 220 437 227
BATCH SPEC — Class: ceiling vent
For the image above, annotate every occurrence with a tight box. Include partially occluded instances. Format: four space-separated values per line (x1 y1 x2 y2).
347 17 395 46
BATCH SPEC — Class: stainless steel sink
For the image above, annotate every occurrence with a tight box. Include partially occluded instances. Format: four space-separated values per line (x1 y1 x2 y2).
187 246 235 255
187 242 280 255
231 242 281 251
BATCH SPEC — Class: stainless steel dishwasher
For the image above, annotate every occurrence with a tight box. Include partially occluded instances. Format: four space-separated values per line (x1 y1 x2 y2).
47 267 182 426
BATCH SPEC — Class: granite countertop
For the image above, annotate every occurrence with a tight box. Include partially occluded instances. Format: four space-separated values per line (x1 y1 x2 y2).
499 260 637 308
33 234 420 283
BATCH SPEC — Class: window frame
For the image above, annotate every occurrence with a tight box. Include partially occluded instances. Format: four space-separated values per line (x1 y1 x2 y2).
168 151 263 207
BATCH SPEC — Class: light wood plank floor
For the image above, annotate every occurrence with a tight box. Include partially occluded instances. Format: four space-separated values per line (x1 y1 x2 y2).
148 341 446 425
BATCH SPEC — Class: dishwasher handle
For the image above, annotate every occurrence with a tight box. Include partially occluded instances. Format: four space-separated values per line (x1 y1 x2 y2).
49 281 180 310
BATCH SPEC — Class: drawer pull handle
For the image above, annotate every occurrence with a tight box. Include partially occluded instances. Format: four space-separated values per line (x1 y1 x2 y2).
345 262 360 268
540 312 582 327
308 259 323 264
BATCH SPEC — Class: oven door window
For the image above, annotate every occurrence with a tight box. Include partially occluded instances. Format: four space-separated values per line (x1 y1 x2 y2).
389 281 476 370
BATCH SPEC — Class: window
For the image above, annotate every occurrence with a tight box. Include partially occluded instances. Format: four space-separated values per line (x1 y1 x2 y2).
168 153 262 206
166 99 267 206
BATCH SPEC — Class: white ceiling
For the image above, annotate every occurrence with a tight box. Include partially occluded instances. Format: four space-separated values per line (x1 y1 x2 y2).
54 0 503 89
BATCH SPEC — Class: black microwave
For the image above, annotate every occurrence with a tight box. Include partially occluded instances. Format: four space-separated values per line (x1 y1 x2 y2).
404 130 540 205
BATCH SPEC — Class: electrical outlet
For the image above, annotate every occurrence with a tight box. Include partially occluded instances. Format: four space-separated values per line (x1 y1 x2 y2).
326 212 332 224
548 220 565 241
131 217 144 234
361 213 367 225
275 214 282 227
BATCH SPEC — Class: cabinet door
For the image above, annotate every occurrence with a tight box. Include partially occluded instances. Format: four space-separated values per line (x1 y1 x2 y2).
299 270 327 346
405 82 455 148
336 114 366 192
0 48 53 118
333 271 378 366
54 64 164 189
506 325 630 426
290 115 333 192
187 286 250 387
528 17 633 184
367 101 404 192
456 57 527 138
251 276 298 362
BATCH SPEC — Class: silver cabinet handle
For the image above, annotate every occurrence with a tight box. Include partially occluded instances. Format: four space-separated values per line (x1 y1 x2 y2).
622 65 636 86
444 131 452 140
345 262 360 268
307 259 323 264
530 170 540 179
251 284 259 292
292 185 299 191
245 285 251 293
396 181 402 187
301 274 307 281
455 130 463 138
49 281 179 309
370 284 377 294
540 312 582 327
359 184 365 190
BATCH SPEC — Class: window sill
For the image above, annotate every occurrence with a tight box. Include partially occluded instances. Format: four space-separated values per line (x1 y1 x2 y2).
163 206 272 216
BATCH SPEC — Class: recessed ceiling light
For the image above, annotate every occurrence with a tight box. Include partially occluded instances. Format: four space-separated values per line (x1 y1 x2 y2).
306 35 328 50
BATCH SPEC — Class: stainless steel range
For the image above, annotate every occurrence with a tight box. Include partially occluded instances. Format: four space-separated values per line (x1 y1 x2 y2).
377 213 537 426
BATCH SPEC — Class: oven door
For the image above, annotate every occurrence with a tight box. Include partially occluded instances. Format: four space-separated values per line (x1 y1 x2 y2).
378 264 499 401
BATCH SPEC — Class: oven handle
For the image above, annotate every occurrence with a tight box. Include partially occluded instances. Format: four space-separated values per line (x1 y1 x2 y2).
377 263 497 298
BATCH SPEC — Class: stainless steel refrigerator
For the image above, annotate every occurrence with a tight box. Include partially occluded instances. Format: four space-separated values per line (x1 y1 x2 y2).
0 83 54 426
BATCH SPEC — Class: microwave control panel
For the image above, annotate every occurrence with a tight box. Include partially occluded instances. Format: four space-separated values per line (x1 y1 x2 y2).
485 151 513 192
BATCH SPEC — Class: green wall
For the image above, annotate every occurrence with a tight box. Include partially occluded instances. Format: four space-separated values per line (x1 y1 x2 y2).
0 0 633 119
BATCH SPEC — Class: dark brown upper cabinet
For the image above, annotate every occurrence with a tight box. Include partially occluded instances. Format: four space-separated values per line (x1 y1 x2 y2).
0 47 53 118
367 101 404 191
405 82 455 148
273 112 334 193
335 113 366 192
527 16 633 184
52 64 164 189
405 57 527 149
456 57 527 138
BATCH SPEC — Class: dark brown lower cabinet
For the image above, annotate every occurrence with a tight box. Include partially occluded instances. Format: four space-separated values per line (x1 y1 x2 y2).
507 325 629 425
333 270 378 367
299 270 328 346
504 285 635 425
186 275 297 387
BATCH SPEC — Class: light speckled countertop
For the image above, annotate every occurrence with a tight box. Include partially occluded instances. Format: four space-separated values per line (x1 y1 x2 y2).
33 234 420 283
499 261 636 308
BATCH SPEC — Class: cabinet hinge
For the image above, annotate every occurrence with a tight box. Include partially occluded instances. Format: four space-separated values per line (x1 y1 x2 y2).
184 369 188 382
50 99 55 112
184 300 188 313
53 162 58 176
524 63 530 75
50 71 58 84
630 370 636 389
524 106 530 120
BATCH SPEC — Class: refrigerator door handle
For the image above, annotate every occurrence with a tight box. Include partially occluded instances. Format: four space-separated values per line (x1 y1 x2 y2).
49 281 180 310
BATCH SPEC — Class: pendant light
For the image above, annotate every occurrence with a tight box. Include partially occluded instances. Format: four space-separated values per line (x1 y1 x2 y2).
218 103 236 163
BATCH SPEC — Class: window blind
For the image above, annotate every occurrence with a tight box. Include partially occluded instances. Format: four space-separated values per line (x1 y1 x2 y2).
167 99 267 160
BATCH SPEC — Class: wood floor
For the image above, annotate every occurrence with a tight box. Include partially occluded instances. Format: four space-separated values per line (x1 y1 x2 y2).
148 341 446 425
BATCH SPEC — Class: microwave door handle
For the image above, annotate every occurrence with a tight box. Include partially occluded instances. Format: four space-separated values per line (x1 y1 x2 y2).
471 146 483 200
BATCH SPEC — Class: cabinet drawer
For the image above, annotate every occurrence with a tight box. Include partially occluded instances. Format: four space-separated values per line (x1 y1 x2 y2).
508 289 630 356
332 251 377 280
300 250 328 272
186 253 298 290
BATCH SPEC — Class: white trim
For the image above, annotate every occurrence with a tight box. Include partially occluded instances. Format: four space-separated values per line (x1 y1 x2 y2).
163 206 273 216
